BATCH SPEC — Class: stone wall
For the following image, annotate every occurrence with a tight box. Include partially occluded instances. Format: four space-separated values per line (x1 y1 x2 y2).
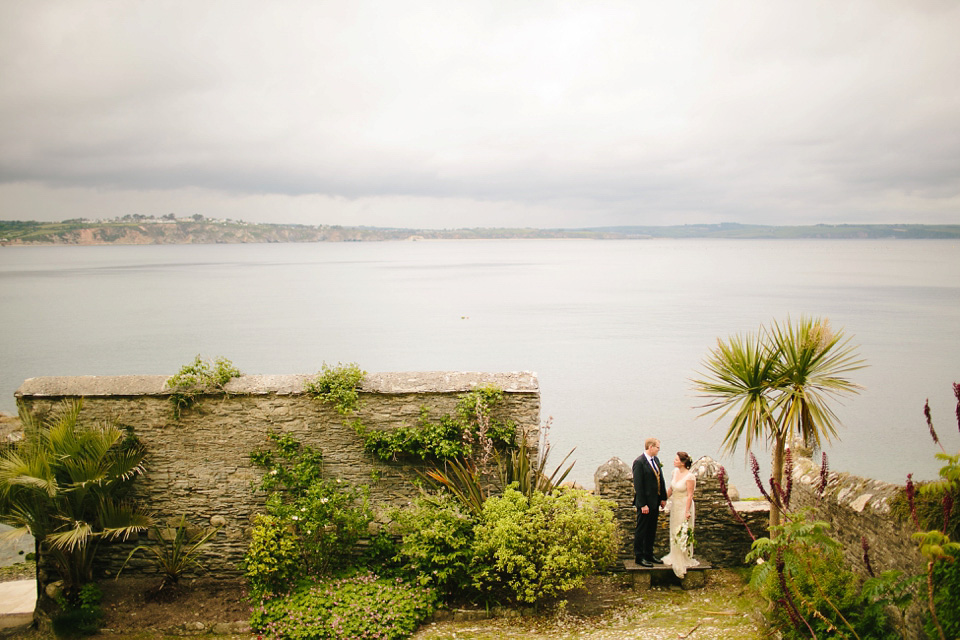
593 456 768 568
15 372 540 579
789 455 920 575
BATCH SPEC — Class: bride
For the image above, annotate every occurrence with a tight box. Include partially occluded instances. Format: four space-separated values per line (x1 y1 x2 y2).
661 451 698 578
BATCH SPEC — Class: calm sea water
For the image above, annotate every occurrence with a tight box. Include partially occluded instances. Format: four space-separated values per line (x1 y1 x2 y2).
1 239 958 495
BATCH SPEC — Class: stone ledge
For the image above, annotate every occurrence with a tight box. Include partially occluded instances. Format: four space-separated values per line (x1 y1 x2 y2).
16 371 540 399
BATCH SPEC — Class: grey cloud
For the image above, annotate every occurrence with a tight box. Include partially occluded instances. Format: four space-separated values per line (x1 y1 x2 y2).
1 0 958 227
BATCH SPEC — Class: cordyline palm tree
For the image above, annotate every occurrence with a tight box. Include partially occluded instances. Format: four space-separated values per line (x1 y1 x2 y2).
0 399 152 595
693 316 865 527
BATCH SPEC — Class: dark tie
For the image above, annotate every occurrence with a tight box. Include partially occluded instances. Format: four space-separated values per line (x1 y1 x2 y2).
651 457 659 484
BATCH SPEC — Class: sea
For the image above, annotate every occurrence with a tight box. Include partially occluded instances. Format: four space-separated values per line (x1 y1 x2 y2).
1 239 958 497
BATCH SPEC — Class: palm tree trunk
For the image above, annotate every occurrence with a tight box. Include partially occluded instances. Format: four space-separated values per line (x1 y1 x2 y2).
770 436 785 528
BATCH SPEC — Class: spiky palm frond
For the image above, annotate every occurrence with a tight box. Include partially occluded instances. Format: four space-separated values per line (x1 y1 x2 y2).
98 498 153 542
0 399 150 586
421 458 489 516
46 520 94 551
693 331 783 454
769 317 865 450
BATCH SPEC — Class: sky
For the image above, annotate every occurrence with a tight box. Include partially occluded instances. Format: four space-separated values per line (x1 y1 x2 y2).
1 1 958 230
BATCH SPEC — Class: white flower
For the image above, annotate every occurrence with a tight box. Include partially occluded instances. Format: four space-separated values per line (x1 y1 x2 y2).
291 515 299 521
301 507 307 511
320 497 329 504
270 469 278 475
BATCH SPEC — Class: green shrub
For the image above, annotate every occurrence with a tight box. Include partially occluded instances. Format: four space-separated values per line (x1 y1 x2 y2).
304 362 366 415
250 572 436 640
247 433 373 586
470 487 618 605
394 493 477 598
244 514 302 597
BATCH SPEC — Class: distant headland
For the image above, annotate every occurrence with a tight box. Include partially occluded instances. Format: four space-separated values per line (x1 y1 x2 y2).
2 216 959 245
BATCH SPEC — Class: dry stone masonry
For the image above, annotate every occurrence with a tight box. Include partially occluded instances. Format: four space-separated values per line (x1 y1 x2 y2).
16 371 540 579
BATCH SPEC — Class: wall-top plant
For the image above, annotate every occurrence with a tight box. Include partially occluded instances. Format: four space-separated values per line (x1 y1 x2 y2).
165 355 241 419
303 362 367 415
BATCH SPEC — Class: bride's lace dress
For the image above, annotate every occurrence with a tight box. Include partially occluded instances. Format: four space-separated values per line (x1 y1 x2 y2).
661 469 699 578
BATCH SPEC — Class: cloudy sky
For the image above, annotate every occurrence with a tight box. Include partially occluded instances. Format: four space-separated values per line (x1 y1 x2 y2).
1 1 958 229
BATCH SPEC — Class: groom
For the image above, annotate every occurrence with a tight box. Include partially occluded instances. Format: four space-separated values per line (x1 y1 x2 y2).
633 437 667 567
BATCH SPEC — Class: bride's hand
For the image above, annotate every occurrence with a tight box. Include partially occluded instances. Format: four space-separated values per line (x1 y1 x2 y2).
684 512 690 520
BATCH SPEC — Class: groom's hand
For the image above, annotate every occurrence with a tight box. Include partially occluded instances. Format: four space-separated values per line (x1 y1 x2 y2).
660 501 666 509
641 505 649 514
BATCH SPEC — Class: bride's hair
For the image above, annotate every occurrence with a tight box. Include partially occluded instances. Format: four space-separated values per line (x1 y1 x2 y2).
677 451 692 469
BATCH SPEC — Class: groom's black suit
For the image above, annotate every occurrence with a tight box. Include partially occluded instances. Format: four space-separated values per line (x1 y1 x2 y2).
632 453 668 563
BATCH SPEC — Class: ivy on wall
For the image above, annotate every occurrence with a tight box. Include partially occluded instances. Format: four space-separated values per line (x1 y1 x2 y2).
303 363 517 463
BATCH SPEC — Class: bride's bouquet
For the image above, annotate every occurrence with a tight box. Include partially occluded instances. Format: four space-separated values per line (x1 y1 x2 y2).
674 520 695 555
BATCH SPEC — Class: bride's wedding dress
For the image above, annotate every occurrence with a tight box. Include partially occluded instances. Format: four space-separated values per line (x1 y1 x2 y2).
661 469 699 578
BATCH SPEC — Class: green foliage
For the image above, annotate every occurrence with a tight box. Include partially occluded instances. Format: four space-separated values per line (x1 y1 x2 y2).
891 480 960 541
250 572 436 640
247 432 373 589
354 388 516 463
860 570 921 636
0 400 151 588
53 582 103 637
496 423 575 498
303 362 366 415
165 355 241 418
748 510 894 639
470 487 618 605
117 514 221 590
422 458 488 517
926 548 960 640
394 493 478 598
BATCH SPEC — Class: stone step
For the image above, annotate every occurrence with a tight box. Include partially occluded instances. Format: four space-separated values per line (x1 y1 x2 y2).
622 559 712 571
622 560 712 590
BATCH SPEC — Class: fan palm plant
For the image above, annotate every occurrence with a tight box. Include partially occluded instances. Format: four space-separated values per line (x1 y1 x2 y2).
0 399 152 590
693 316 864 526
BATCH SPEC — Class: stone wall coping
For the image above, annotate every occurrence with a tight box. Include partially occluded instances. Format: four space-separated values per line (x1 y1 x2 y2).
15 371 539 399
731 500 770 513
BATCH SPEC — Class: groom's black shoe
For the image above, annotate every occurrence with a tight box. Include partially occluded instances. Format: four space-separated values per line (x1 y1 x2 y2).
649 558 664 565
637 558 653 567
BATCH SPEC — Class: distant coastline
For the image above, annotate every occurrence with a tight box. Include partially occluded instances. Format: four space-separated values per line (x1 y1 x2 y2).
2 218 959 246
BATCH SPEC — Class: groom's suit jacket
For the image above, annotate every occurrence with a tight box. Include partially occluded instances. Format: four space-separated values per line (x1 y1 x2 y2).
632 454 668 509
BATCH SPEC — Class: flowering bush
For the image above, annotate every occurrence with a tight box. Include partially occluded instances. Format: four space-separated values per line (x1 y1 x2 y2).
250 572 437 640
470 487 618 604
247 433 373 587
